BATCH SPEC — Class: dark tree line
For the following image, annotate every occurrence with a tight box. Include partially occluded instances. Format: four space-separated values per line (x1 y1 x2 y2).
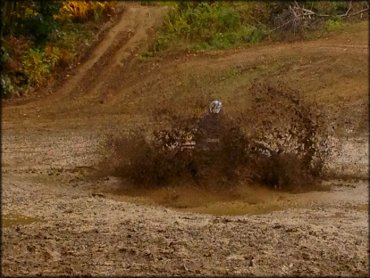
1 1 62 43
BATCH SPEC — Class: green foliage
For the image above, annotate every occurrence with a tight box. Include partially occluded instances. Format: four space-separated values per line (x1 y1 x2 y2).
149 2 269 53
1 1 62 44
148 1 366 54
1 0 118 97
1 74 15 97
58 1 117 23
22 47 59 87
325 19 344 31
307 1 348 16
0 45 10 65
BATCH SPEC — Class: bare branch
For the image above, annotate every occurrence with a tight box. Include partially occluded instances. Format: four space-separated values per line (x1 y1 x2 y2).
265 1 368 36
269 19 294 33
345 7 369 18
337 1 352 18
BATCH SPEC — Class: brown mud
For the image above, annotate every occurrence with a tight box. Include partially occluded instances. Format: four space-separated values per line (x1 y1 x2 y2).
2 3 368 276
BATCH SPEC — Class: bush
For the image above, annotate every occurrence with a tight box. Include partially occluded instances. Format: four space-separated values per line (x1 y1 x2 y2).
1 74 15 97
59 1 117 23
1 1 118 97
22 46 60 87
148 1 367 54
148 2 266 53
325 19 344 31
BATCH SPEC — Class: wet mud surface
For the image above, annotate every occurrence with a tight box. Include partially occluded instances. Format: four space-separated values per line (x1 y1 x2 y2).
2 4 369 276
2 125 368 276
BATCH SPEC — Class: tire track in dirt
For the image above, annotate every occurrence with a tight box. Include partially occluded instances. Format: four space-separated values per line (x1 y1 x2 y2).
2 15 367 125
70 30 133 98
57 5 167 103
2 4 168 127
1 5 368 276
55 9 131 99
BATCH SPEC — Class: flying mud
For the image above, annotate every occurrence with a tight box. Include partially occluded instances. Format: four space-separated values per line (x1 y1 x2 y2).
101 80 334 193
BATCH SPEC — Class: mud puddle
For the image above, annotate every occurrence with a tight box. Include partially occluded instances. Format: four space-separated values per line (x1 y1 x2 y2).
2 214 41 228
96 178 366 216
103 186 308 216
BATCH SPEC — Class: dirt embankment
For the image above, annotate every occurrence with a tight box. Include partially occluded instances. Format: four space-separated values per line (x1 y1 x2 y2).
2 4 368 276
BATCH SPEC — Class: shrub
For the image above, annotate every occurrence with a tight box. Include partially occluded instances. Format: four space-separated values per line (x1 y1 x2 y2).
1 1 118 97
1 74 15 97
148 1 366 54
148 2 256 53
21 45 60 87
325 19 344 31
59 1 117 22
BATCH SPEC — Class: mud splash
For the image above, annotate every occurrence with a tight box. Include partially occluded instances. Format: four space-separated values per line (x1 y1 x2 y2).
98 176 344 216
100 80 333 193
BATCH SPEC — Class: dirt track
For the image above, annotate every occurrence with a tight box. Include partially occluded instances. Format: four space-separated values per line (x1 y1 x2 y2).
2 4 369 276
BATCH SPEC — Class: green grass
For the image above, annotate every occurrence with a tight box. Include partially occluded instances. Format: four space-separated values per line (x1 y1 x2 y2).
325 18 345 31
146 2 366 56
146 2 270 55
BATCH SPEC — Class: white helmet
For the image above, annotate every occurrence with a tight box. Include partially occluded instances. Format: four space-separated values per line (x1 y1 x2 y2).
209 100 222 114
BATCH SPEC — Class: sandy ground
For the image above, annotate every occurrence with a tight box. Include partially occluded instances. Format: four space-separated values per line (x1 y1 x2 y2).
2 3 369 276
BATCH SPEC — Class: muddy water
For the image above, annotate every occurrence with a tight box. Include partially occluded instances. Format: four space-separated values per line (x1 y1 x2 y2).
93 132 368 216
2 214 41 228
100 178 367 216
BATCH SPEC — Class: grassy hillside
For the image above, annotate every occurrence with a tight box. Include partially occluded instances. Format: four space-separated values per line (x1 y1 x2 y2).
146 1 368 55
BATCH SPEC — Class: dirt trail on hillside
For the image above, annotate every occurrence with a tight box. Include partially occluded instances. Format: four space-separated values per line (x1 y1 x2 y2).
57 4 167 101
2 4 368 276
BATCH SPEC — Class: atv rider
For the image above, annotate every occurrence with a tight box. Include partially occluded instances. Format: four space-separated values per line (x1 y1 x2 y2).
195 100 226 151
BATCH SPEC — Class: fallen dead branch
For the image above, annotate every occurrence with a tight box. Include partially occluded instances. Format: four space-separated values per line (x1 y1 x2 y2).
269 1 368 34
